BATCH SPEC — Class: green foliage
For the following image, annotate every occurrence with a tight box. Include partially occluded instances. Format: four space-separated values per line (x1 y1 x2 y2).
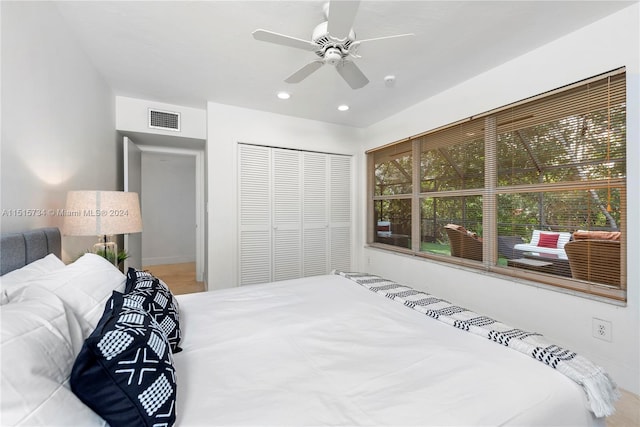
90 248 130 266
373 94 625 244
374 151 413 195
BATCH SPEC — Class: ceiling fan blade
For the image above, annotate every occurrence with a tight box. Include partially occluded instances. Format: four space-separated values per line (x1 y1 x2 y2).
285 61 324 83
252 29 319 51
335 60 369 89
327 0 360 40
353 33 415 45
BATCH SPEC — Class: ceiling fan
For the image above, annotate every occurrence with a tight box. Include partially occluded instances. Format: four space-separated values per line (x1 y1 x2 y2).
252 0 413 89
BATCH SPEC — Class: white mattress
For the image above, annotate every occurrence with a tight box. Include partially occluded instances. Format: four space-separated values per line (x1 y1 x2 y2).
174 274 602 426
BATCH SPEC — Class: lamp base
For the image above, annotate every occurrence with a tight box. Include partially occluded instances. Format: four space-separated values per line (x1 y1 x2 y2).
93 236 118 267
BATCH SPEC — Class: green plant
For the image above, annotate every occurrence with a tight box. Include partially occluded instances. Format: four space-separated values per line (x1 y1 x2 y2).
96 248 129 266
90 248 130 266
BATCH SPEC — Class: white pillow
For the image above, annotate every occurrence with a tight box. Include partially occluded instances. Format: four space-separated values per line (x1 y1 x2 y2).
7 253 126 337
1 286 106 426
0 253 65 290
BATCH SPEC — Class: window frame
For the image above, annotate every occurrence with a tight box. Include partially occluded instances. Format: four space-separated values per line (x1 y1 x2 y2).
367 68 627 302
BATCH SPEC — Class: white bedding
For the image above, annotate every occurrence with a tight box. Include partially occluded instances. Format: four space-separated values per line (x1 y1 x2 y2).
1 252 606 426
174 274 602 426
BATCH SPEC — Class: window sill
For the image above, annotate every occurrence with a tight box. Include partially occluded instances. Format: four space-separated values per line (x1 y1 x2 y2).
365 244 627 306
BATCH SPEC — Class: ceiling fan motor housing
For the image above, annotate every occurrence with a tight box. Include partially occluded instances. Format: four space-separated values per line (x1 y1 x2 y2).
312 21 355 63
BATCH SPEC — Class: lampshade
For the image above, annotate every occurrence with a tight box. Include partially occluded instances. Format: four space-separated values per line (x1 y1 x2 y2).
62 191 142 236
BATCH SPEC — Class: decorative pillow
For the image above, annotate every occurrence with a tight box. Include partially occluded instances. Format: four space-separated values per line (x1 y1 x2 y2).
537 232 560 248
12 254 126 338
126 268 182 353
71 291 177 427
125 268 157 293
1 286 106 426
377 223 390 233
0 253 65 291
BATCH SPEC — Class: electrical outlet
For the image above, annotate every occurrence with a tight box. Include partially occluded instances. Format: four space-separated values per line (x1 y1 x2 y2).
592 318 612 342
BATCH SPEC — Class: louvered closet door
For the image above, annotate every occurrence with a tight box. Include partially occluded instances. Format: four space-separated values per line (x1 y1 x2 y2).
329 155 351 272
239 144 352 285
302 152 329 277
238 145 272 285
272 149 302 281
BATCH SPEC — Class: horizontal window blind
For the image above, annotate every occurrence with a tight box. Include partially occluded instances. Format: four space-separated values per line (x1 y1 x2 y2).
368 68 627 301
373 140 413 196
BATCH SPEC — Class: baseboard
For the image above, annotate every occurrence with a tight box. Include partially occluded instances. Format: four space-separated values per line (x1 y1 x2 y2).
142 255 196 266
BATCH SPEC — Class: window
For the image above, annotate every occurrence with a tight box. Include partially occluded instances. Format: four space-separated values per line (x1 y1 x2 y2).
367 69 626 301
371 141 412 249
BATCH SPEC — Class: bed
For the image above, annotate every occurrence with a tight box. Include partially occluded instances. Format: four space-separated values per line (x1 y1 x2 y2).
1 228 617 426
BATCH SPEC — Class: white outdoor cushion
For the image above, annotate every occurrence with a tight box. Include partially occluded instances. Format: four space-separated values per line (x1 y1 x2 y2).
556 232 572 249
512 243 568 258
528 230 571 249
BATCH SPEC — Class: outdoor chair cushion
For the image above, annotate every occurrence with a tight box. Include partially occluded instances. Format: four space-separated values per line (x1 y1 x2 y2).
514 230 571 257
572 230 620 241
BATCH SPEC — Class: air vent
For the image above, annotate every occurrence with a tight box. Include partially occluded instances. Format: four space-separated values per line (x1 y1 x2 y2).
148 108 181 131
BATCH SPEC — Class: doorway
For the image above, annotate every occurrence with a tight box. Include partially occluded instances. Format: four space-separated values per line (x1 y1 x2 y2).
141 152 201 293
122 133 206 289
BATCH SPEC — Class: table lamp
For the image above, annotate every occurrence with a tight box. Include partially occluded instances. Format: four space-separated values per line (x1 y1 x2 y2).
62 191 142 266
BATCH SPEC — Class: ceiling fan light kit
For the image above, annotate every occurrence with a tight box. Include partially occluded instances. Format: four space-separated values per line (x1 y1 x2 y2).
252 0 413 90
323 47 344 66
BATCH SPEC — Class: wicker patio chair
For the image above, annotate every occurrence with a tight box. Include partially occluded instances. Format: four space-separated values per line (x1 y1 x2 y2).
444 224 483 261
564 240 621 287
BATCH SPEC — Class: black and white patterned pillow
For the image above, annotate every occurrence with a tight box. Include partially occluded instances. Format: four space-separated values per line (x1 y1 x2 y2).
70 291 177 427
125 268 156 293
126 268 182 353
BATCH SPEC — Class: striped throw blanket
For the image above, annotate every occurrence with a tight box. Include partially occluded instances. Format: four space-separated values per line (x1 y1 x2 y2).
334 271 619 418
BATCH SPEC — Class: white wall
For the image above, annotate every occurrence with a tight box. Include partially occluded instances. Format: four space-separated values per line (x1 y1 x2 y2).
0 1 117 262
206 103 363 290
360 5 640 394
141 152 196 265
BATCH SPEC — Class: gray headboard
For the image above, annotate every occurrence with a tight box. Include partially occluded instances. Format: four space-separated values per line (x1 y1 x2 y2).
0 227 62 275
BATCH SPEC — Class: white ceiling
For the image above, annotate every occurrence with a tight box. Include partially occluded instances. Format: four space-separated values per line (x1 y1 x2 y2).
54 1 632 128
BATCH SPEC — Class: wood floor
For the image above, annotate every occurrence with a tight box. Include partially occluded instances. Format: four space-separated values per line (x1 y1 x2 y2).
608 388 640 427
144 262 638 426
143 262 204 295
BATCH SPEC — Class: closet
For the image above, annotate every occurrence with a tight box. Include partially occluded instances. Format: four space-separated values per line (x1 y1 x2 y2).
238 143 352 285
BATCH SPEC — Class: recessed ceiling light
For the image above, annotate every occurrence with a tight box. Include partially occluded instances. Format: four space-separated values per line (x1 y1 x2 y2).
277 91 291 100
337 104 349 111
